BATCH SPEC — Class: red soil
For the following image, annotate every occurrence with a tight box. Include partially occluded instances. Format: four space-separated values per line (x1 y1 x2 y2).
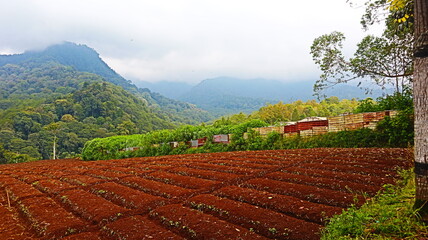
119 176 194 199
244 178 364 208
147 171 221 189
60 189 129 225
265 171 380 195
151 204 266 239
187 194 322 239
32 179 77 196
214 185 342 225
167 166 242 182
102 215 184 240
0 148 412 239
17 196 87 238
90 182 167 211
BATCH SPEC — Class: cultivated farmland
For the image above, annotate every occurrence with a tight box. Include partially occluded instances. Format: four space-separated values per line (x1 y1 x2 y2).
0 148 412 239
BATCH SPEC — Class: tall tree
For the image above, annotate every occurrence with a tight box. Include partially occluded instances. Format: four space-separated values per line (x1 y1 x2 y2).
310 0 414 97
44 122 63 160
413 0 428 217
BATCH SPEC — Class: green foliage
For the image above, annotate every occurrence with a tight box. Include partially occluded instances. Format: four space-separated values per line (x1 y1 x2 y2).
322 169 428 240
0 144 37 164
81 119 268 160
301 129 388 148
227 97 359 125
82 94 415 161
0 42 213 125
0 80 179 161
0 44 213 164
377 108 414 147
311 0 413 97
355 91 414 147
82 118 408 161
310 32 351 94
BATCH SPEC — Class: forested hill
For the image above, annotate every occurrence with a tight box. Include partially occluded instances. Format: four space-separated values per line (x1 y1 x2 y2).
0 43 211 163
0 42 133 90
0 42 212 124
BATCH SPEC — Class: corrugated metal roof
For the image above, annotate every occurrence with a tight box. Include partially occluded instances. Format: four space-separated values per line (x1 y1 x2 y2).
297 117 327 122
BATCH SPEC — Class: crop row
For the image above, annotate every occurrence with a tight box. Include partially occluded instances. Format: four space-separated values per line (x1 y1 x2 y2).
0 148 412 239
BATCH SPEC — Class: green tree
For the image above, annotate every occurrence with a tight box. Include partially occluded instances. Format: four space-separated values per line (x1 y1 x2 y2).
0 144 7 164
116 120 137 135
28 131 52 160
291 109 300 121
310 0 414 97
13 114 42 139
44 122 63 159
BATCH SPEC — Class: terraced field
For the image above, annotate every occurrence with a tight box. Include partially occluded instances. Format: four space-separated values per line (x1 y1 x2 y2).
0 148 412 239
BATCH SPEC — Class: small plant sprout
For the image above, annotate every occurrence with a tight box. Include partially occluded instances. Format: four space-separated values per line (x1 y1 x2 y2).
269 227 277 234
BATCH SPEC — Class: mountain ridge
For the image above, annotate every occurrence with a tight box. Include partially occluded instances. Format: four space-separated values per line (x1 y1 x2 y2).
0 42 211 161
138 77 390 116
0 42 212 124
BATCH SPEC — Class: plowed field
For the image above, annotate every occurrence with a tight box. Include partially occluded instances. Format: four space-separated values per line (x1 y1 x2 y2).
0 148 412 239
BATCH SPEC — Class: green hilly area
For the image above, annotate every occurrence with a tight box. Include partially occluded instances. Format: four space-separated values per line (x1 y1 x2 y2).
0 42 212 124
0 43 211 163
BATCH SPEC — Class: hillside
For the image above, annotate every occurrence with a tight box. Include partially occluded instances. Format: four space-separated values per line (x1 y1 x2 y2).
143 77 389 117
0 42 212 124
0 43 211 162
0 42 134 90
0 63 176 160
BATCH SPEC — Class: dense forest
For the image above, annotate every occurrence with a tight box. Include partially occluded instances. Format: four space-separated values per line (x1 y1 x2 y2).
0 62 176 161
0 42 212 124
0 43 212 163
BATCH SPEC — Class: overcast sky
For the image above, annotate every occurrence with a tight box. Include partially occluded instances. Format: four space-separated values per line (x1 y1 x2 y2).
0 0 383 84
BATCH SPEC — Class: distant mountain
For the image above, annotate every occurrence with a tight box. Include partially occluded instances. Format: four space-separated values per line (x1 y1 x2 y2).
175 77 389 116
0 42 134 90
135 81 194 99
185 77 314 101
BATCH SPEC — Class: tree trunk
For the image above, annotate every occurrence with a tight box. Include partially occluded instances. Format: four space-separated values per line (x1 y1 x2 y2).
413 0 428 217
53 135 57 160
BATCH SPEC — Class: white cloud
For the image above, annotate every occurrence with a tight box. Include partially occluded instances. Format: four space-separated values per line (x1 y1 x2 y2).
0 0 382 83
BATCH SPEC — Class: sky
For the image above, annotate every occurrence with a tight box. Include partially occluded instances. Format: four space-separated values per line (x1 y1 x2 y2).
0 0 383 84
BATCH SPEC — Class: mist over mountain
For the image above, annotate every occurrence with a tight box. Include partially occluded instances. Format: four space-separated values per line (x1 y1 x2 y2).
135 81 194 99
140 77 389 116
0 42 134 90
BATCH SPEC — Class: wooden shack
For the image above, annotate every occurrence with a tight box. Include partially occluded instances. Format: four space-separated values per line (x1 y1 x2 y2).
213 134 230 144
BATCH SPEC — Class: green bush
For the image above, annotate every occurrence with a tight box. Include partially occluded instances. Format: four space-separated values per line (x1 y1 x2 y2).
81 122 409 161
321 169 428 239
376 108 414 147
81 119 268 160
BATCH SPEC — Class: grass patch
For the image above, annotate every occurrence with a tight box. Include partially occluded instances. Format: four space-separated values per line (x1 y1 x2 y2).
322 169 428 240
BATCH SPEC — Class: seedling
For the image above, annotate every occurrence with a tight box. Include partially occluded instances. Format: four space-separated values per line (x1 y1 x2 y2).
268 227 277 234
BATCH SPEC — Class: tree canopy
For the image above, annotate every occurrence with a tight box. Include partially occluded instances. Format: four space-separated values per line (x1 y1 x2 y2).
311 0 414 97
0 60 208 162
